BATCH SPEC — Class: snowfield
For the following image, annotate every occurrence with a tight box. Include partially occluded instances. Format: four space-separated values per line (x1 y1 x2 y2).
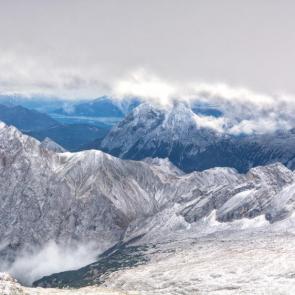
103 233 295 295
3 233 295 295
0 273 136 295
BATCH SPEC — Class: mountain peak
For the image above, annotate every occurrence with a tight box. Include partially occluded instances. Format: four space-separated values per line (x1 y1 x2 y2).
162 102 198 129
100 103 220 166
131 102 164 117
0 121 33 143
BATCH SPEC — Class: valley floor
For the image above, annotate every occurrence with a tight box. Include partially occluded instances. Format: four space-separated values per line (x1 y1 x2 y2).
2 233 295 295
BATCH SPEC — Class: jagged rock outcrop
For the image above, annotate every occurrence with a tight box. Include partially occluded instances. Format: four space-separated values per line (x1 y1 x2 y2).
40 137 66 153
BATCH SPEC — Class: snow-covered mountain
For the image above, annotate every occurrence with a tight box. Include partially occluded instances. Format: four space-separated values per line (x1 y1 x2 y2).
0 122 161 264
97 103 295 173
0 104 59 132
36 161 295 289
98 103 222 168
2 122 295 287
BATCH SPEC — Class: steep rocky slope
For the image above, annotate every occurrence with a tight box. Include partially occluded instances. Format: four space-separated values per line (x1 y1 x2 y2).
2 122 295 287
0 122 160 265
0 104 59 132
99 103 221 166
40 138 66 153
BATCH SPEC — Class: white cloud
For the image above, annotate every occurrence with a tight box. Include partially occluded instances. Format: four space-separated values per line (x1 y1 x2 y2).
0 51 110 99
113 70 295 135
193 114 227 133
113 70 295 111
114 69 176 106
189 83 277 109
0 61 295 135
3 241 99 286
229 117 292 135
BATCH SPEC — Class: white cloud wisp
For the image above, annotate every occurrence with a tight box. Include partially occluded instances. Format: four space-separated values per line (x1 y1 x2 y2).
0 60 295 135
113 70 295 135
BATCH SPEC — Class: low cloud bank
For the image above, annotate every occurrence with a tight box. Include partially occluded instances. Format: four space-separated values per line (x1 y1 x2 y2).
114 70 295 135
1 241 99 286
1 61 295 135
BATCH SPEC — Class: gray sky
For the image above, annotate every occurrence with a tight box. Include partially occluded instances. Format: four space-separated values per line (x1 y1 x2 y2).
2 0 295 134
1 0 295 99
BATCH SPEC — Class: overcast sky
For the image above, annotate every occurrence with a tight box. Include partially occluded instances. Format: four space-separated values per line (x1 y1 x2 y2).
1 0 295 100
2 0 295 134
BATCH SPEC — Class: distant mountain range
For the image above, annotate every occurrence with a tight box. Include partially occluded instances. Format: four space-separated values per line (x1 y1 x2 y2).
0 104 108 151
3 99 295 173
50 97 140 126
0 104 59 132
53 97 125 117
95 103 295 173
0 95 140 127
28 124 108 151
0 95 67 113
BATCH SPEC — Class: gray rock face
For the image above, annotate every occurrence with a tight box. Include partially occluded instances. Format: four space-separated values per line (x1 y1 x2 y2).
0 123 161 263
40 137 67 153
1 121 295 268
